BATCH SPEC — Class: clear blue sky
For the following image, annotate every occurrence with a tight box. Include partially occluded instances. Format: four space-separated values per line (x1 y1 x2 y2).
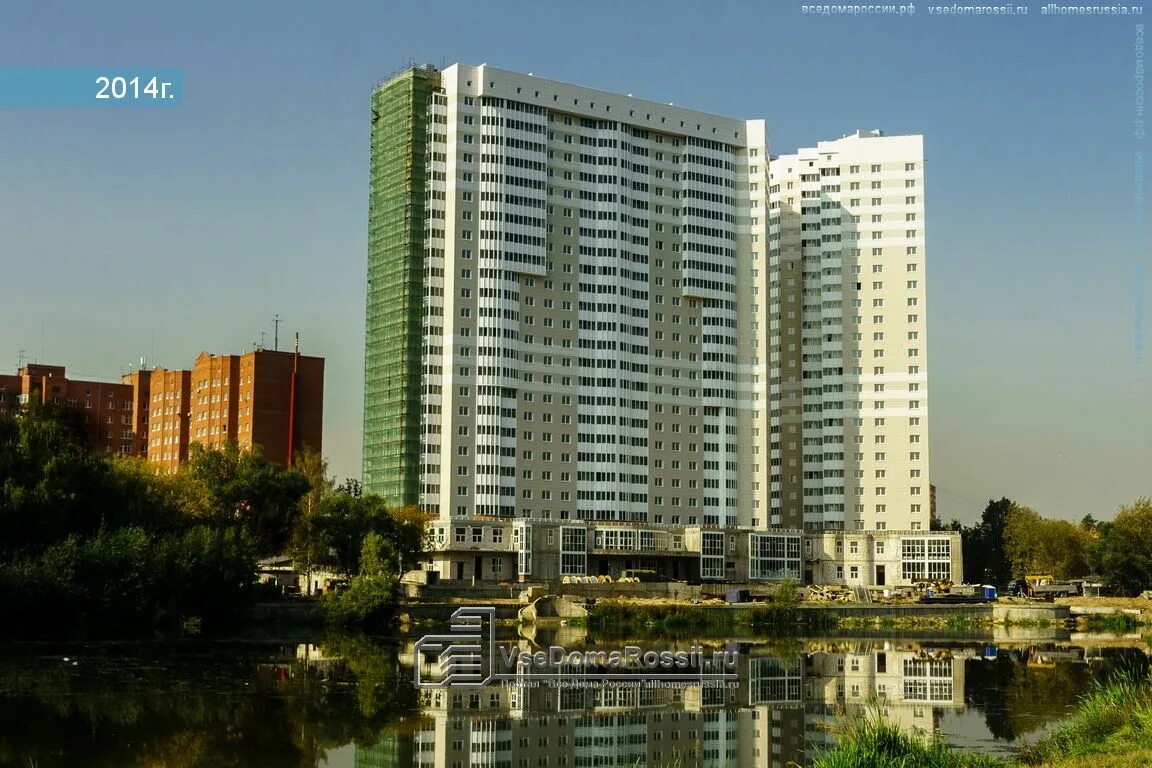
1 1 1147 525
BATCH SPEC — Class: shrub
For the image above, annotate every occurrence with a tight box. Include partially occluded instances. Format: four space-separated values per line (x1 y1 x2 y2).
320 534 401 628
320 574 399 628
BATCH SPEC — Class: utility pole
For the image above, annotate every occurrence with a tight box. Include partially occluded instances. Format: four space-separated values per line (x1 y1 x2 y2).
273 314 281 352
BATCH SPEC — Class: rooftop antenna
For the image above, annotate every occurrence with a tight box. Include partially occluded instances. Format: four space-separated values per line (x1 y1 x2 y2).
273 314 281 351
260 331 267 350
17 349 27 368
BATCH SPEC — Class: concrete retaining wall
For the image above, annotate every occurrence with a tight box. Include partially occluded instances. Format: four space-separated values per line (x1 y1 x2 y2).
403 602 522 622
789 603 1070 624
993 604 1071 623
408 583 535 600
543 581 701 600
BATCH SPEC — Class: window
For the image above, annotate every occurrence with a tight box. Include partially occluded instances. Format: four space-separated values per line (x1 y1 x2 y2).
701 531 726 579
902 537 950 581
560 527 587 576
749 533 801 580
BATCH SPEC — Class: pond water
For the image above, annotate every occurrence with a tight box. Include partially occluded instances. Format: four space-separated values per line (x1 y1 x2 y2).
0 628 1146 767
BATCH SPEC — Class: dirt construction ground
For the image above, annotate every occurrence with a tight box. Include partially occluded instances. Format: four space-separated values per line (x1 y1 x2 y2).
1056 595 1152 612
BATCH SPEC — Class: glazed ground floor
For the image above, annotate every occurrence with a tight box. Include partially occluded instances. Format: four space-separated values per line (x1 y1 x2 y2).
422 520 962 588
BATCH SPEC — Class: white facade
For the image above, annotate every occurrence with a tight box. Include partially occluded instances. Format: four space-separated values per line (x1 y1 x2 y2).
768 131 930 534
418 64 770 530
378 65 950 586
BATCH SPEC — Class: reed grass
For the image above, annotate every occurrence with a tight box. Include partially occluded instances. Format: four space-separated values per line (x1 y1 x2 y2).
1015 668 1152 767
810 712 1009 768
813 670 1152 768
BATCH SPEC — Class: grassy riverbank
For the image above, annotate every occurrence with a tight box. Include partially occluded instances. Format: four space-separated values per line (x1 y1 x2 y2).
582 599 1067 637
811 670 1152 768
587 596 838 636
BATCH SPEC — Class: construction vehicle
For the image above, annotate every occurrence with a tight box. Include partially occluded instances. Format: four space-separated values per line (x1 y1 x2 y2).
918 581 997 604
1018 575 1081 600
938 583 998 602
912 578 953 595
1027 646 1085 668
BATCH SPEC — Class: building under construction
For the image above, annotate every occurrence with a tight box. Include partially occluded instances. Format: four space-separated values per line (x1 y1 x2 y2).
363 64 438 504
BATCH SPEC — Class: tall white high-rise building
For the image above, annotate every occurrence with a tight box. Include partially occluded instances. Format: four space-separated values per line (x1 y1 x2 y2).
768 132 931 536
364 65 956 586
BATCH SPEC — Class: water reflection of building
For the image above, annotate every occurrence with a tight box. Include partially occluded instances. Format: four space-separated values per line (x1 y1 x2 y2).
409 675 806 768
804 645 965 752
362 643 965 766
356 732 413 768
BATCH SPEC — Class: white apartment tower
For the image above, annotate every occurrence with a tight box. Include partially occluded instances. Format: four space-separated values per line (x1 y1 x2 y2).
364 65 956 586
768 132 930 536
367 64 772 520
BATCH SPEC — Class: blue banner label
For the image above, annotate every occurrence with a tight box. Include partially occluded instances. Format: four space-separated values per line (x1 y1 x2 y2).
0 68 183 107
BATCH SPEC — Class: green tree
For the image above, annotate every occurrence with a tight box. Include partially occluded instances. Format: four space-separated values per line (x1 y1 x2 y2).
0 401 110 555
184 442 309 556
962 498 1015 585
294 445 333 518
320 533 401 628
336 478 363 497
293 494 429 578
1003 505 1044 578
0 406 299 635
101 455 192 532
1003 505 1092 579
1099 498 1152 596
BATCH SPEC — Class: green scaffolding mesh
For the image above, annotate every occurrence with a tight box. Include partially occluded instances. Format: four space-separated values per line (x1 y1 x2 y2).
362 67 437 504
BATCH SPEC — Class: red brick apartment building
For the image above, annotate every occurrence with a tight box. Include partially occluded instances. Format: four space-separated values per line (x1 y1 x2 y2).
148 348 324 471
1 348 324 470
0 363 151 456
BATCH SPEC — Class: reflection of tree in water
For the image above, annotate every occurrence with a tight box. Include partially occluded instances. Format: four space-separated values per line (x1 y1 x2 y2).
0 636 417 768
963 650 1149 742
